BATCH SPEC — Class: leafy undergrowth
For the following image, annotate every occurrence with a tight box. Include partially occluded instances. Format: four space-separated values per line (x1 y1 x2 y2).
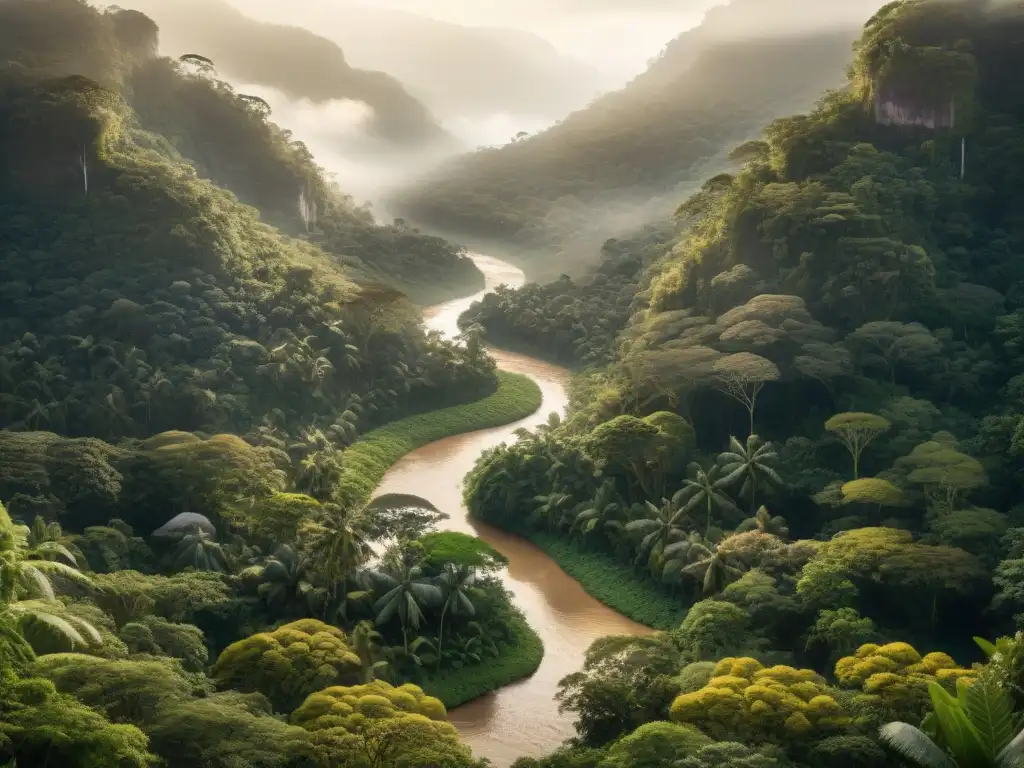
421 612 543 709
528 533 688 630
338 371 542 505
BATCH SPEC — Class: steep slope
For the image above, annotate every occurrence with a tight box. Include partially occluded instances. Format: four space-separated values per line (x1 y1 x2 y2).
0 0 494 442
0 0 482 304
608 0 1024 445
227 1 603 123
463 6 1024 732
121 0 452 150
125 59 482 303
389 0 886 278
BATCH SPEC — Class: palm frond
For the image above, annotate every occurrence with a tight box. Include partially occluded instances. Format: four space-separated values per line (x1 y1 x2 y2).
31 542 80 566
879 723 956 768
408 583 442 604
715 465 748 488
67 615 103 645
27 559 93 586
625 519 659 533
662 541 692 559
996 724 1024 766
374 593 402 626
16 608 88 648
21 565 55 600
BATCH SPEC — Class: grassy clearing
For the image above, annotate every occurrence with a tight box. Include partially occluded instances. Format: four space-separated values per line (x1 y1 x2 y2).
527 533 688 630
338 371 541 505
421 613 543 709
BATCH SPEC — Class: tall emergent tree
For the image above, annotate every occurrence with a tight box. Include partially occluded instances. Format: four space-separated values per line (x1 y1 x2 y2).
825 412 891 479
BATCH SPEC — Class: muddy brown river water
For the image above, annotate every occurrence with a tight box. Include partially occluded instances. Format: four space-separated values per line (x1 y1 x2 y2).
373 254 653 766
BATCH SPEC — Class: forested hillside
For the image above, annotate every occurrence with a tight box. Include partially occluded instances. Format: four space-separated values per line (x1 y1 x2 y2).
122 0 452 150
0 2 536 767
2 0 482 304
389 0 884 276
459 221 678 367
466 1 1024 765
0 0 488 443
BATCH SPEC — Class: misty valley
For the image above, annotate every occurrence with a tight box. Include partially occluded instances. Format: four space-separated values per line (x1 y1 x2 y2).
2 1 1024 768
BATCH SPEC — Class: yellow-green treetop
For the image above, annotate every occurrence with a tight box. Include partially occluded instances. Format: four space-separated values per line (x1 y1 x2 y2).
834 641 975 723
212 619 360 712
290 680 447 730
825 412 891 479
290 681 473 768
840 477 906 507
669 656 851 743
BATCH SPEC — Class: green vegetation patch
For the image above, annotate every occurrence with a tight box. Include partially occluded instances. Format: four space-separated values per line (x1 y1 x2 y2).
527 533 688 630
421 612 543 709
337 371 542 505
420 531 508 571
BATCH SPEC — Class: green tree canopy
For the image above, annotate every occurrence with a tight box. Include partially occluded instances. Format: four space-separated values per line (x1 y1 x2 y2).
825 412 891 479
212 619 361 712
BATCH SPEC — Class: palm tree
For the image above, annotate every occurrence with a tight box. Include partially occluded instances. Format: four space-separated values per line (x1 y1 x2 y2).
573 481 624 546
0 503 98 659
716 435 784 513
25 516 84 567
445 635 484 669
737 505 789 538
434 563 476 671
675 463 741 537
369 563 442 654
172 525 230 572
255 545 316 616
625 496 690 574
385 635 437 678
299 504 373 619
681 540 746 596
880 677 1024 767
531 492 573 532
659 531 708 587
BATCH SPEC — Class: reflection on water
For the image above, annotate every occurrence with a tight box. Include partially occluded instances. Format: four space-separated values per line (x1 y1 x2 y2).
374 254 652 766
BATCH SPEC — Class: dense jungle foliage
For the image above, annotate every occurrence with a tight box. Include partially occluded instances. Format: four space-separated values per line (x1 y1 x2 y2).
463 0 1024 764
0 0 489 442
459 221 678 367
0 2 534 766
0 0 482 303
388 0 866 276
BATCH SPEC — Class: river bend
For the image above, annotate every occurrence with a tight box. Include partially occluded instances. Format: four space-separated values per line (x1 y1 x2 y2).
374 254 652 766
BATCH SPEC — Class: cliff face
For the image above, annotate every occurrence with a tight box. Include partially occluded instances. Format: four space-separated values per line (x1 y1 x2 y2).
873 86 956 129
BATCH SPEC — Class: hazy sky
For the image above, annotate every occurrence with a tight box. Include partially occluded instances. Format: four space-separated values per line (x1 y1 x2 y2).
236 0 720 83
196 0 884 206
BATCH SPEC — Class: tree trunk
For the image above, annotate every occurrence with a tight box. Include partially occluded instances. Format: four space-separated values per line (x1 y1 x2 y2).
436 602 449 672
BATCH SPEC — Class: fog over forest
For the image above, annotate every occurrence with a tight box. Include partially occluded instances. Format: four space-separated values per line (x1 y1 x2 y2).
121 0 891 212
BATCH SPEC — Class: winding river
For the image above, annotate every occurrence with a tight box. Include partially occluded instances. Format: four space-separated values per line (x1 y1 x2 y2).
374 254 653 766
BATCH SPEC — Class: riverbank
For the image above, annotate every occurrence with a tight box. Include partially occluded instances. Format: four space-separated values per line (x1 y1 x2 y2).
339 371 542 506
526 533 688 630
422 612 544 709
